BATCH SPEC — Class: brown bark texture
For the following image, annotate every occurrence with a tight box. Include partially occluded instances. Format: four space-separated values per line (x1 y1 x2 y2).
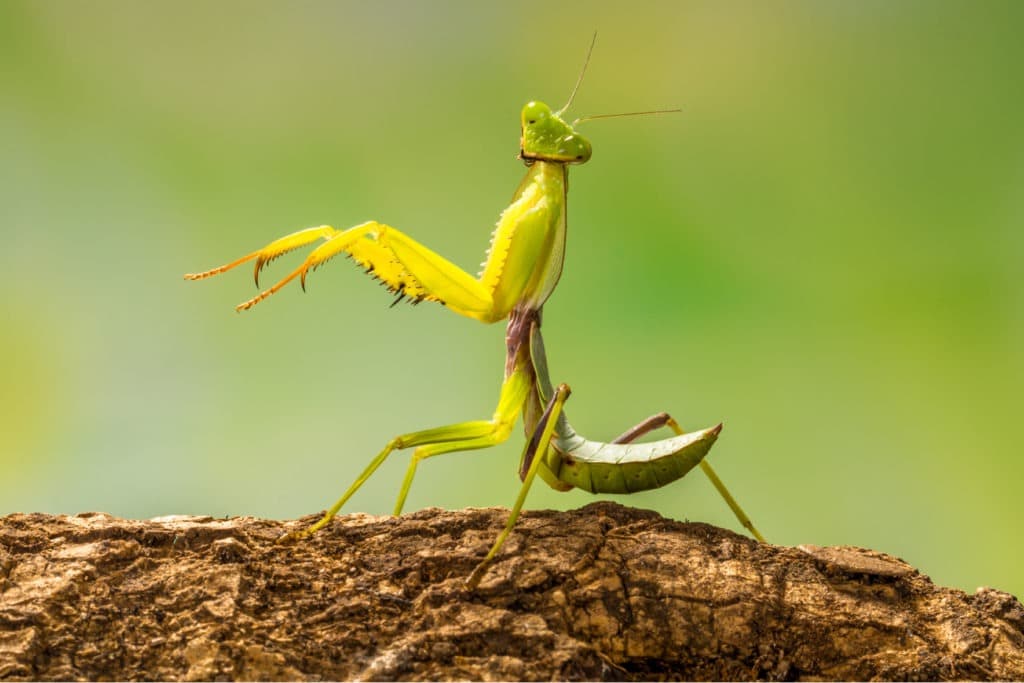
1 502 1021 681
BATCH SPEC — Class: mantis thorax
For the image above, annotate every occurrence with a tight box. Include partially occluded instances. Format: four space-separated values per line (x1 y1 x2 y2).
520 101 592 165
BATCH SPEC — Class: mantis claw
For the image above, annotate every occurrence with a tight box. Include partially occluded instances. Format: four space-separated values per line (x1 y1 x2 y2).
275 530 300 544
465 558 495 590
183 251 258 281
275 526 316 544
253 257 273 287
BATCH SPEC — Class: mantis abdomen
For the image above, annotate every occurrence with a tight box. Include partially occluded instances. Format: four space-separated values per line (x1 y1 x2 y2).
521 314 722 495
544 426 721 494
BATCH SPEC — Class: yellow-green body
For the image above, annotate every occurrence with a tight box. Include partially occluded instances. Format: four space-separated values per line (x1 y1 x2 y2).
483 161 567 319
186 98 761 587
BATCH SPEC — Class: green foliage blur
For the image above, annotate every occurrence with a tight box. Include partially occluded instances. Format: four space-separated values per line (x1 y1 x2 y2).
1 1 1021 599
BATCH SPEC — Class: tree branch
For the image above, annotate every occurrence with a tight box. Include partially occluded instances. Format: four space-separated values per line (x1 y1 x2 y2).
1 502 1021 680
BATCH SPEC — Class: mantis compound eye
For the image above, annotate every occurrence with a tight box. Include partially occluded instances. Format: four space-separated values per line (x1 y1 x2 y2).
521 101 551 127
558 134 592 163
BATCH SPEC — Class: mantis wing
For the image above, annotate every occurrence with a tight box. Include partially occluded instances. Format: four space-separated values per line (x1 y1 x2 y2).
526 321 721 494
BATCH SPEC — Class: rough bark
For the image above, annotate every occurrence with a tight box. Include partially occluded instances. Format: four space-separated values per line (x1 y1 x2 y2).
0 502 1021 681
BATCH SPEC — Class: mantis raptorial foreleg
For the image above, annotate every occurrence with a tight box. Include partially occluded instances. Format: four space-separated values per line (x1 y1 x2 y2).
465 382 571 590
278 365 531 543
612 413 765 542
185 221 496 319
183 225 338 285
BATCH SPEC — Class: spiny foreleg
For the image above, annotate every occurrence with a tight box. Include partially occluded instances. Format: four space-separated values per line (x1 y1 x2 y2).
185 223 383 310
184 225 339 286
185 222 500 320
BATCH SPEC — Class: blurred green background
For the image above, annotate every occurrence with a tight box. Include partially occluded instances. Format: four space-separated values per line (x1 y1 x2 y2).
1 1 1021 599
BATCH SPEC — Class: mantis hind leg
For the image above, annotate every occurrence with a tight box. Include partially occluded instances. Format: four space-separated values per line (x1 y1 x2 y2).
613 413 766 543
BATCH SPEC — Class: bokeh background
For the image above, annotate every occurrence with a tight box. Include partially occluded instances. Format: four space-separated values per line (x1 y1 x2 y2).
2 1 1021 599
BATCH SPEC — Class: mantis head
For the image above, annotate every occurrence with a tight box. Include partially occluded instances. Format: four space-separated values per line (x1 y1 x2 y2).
517 36 678 166
520 101 593 165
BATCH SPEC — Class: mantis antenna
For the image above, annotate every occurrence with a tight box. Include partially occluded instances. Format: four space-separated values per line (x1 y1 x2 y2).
557 32 598 117
557 33 680 125
573 109 683 126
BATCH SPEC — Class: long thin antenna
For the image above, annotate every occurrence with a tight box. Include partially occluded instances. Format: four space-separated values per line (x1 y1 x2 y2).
557 32 598 117
573 108 682 126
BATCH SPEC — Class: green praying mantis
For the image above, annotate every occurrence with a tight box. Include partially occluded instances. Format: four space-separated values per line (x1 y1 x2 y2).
185 38 764 588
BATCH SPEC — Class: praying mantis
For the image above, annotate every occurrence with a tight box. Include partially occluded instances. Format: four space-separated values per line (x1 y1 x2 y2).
185 38 764 588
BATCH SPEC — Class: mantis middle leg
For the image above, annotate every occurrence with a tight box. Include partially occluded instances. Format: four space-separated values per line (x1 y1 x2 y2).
612 413 766 542
278 366 530 543
391 366 530 515
465 382 572 590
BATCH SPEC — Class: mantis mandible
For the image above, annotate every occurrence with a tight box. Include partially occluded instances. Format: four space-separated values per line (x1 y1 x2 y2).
185 38 765 588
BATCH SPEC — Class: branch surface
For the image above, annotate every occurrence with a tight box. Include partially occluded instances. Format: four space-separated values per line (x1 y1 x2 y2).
1 503 1021 681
